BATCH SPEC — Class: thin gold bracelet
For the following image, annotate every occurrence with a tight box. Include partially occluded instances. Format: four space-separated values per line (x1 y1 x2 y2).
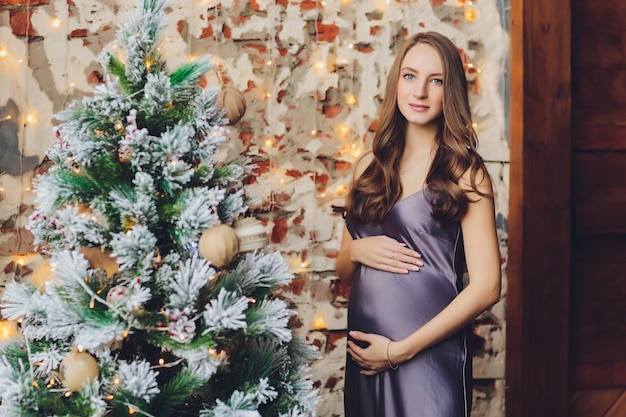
387 340 399 370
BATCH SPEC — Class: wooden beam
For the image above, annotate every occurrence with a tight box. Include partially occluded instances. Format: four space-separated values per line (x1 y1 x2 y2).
507 0 571 416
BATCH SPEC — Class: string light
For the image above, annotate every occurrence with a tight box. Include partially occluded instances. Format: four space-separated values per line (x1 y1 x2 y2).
51 17 61 28
0 48 7 58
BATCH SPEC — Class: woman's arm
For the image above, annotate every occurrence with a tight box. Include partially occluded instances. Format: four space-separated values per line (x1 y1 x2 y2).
336 225 421 286
347 169 501 374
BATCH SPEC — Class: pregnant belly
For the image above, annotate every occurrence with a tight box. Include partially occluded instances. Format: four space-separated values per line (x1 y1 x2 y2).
348 266 458 340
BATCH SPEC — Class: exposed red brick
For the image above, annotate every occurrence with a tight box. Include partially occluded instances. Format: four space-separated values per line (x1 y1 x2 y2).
223 24 231 39
293 216 304 226
316 21 340 42
270 219 288 244
355 44 374 53
231 15 250 26
177 19 185 35
276 0 288 7
200 24 213 39
333 279 351 303
419 22 426 28
285 169 302 179
102 24 112 31
245 79 256 92
278 47 288 57
334 161 352 171
9 9 36 37
314 173 329 185
327 332 347 352
277 89 286 103
300 0 319 11
250 0 264 12
82 39 92 46
69 28 87 37
324 376 339 389
87 70 104 84
1 0 49 5
368 119 379 131
244 43 268 54
252 158 270 175
4 261 15 274
322 105 343 118
284 277 307 296
370 26 381 36
198 75 207 88
430 0 445 5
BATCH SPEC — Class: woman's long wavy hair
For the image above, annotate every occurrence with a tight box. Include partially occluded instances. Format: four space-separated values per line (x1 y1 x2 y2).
344 31 491 225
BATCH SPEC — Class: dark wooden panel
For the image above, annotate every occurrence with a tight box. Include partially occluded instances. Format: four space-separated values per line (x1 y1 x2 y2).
574 202 626 234
572 361 626 389
570 388 624 417
571 337 626 364
573 1 626 31
572 300 626 337
573 263 626 301
508 0 571 416
573 184 626 204
573 125 626 151
572 152 626 185
572 69 626 108
572 31 626 70
572 108 626 127
572 236 626 261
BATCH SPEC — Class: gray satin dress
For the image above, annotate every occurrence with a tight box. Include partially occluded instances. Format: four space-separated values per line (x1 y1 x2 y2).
344 188 471 417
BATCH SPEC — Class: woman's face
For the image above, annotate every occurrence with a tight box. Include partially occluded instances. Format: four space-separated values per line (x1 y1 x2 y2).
396 43 444 128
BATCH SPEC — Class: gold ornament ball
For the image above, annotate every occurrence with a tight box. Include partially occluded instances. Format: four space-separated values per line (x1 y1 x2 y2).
81 247 119 278
217 87 247 125
234 217 269 252
198 224 240 267
32 260 59 290
60 347 99 391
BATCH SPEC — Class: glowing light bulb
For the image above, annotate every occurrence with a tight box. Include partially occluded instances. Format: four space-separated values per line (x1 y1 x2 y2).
464 7 478 22
0 48 7 58
345 94 357 106
264 137 274 148
51 17 61 28
311 129 317 135
26 114 35 124
313 316 326 330
158 358 165 365
266 59 272 66
315 61 325 70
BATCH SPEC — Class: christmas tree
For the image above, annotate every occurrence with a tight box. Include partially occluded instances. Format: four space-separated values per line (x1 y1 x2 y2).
0 1 319 416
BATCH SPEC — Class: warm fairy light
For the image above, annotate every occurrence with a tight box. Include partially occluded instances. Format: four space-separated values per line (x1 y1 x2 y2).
115 121 123 130
313 316 326 330
89 298 95 309
24 186 31 192
340 0 350 4
0 115 10 122
472 122 478 129
320 0 326 5
0 48 7 58
25 114 36 124
77 345 85 352
263 91 271 99
319 192 326 197
209 273 217 281
266 59 272 66
128 405 136 415
158 358 165 365
264 137 274 148
311 130 317 135
455 0 465 4
345 94 357 106
338 124 350 137
249 297 257 303
51 17 61 28
0 320 19 341
208 348 218 357
336 184 348 195
64 390 72 397
464 7 478 22
315 61 325 70
73 167 80 173
145 59 152 70
113 377 121 385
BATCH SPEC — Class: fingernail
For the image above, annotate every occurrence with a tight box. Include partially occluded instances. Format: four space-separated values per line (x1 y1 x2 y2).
410 265 418 271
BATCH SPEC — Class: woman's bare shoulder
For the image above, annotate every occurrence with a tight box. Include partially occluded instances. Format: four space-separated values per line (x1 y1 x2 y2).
353 150 375 179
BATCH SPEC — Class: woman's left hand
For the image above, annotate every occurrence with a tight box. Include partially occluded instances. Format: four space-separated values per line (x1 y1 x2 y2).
347 331 398 376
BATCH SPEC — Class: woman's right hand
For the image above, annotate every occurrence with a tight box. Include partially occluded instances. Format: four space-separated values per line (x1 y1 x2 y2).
350 235 423 273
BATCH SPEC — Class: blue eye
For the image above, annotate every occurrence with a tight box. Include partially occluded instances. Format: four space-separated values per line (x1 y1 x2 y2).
431 78 443 85
403 73 415 80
